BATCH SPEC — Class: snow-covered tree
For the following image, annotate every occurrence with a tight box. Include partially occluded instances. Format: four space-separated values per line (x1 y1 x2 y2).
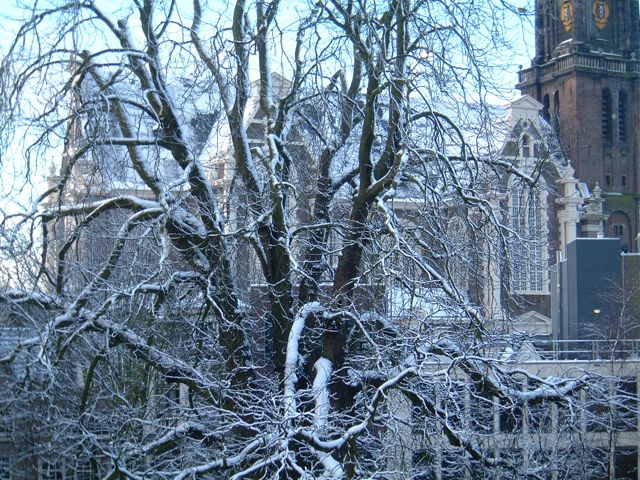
0 1 626 478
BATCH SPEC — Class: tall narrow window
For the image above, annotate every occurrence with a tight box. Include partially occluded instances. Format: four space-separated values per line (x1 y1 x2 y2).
553 91 560 130
614 224 625 238
619 90 628 144
510 180 546 293
521 135 531 158
542 94 550 122
602 89 612 144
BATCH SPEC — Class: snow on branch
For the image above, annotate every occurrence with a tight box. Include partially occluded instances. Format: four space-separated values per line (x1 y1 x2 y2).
284 301 322 421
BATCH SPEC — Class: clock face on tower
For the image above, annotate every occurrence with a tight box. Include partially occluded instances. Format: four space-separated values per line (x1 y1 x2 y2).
593 0 610 29
561 1 574 32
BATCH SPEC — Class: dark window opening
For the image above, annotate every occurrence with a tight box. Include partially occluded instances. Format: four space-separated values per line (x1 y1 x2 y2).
543 94 550 122
602 89 612 144
613 378 637 432
553 91 560 130
521 135 531 158
528 399 552 433
614 224 625 238
441 450 466 480
606 174 611 186
499 399 522 433
412 448 437 480
586 448 609 480
615 447 638 480
587 396 610 433
619 90 628 144
622 175 627 187
0 457 10 480
557 393 579 429
469 385 494 434
498 449 524 479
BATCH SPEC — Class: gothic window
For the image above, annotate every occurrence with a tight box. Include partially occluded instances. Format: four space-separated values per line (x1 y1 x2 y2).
613 224 625 238
509 176 547 293
619 90 628 144
602 89 612 144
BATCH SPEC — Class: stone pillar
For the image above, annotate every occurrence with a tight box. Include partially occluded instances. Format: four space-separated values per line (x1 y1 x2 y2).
581 182 606 238
555 165 583 256
483 194 504 321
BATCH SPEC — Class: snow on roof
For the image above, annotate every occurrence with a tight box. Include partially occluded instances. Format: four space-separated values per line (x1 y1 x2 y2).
513 310 552 337
0 326 34 377
63 75 221 192
387 286 465 321
577 182 590 198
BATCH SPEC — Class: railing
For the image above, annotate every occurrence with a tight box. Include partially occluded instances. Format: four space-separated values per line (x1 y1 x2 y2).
518 53 639 85
529 339 640 361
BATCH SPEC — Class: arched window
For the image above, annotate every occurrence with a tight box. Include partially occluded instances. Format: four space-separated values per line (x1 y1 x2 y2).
618 90 628 144
509 178 548 293
609 212 631 251
542 94 550 122
602 88 612 144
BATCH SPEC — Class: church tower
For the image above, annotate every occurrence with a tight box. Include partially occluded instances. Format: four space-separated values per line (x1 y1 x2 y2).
517 0 640 250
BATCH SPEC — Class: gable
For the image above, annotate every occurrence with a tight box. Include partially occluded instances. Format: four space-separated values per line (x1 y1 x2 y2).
513 310 552 337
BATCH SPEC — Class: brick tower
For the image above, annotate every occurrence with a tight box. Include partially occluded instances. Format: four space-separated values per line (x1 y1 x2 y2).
517 0 640 250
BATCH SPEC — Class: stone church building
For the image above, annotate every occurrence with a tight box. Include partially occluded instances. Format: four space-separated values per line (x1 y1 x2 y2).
500 0 640 340
518 0 640 247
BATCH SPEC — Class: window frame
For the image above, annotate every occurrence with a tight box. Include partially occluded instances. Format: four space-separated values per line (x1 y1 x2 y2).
508 166 549 295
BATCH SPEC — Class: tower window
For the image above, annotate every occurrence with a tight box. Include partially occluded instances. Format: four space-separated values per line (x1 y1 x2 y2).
613 224 625 238
553 91 560 130
622 175 627 187
542 94 550 122
619 90 628 143
602 89 612 144
605 174 611 186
